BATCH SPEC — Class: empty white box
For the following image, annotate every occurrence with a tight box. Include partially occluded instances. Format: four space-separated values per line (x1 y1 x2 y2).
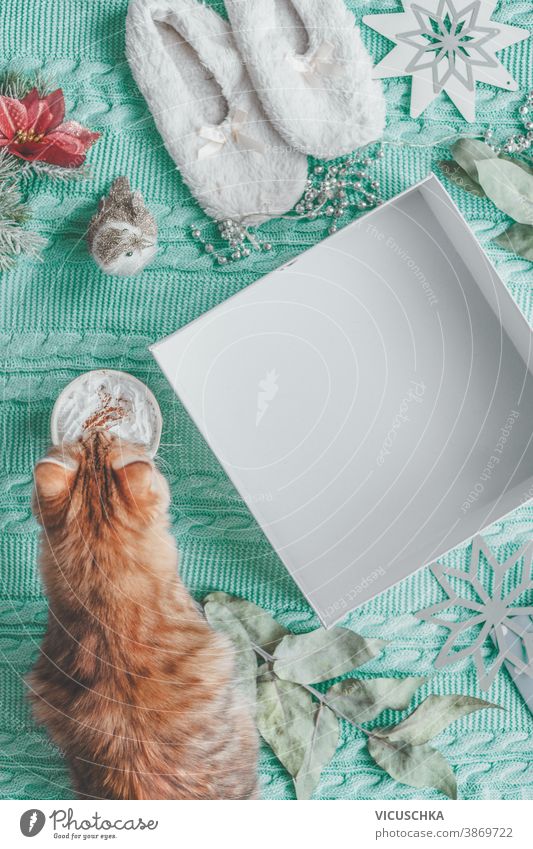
152 176 533 626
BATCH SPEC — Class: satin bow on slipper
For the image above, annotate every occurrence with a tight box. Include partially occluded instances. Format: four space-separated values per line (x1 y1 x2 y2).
197 109 266 160
127 0 308 225
224 0 385 159
289 41 344 87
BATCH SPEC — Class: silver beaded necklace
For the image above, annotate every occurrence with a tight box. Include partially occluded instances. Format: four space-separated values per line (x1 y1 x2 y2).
483 90 533 156
190 144 384 266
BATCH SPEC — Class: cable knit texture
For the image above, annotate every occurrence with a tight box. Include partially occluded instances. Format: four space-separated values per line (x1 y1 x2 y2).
0 0 532 800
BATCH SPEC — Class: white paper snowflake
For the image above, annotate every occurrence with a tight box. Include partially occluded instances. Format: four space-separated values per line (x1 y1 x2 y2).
363 0 530 122
416 536 533 690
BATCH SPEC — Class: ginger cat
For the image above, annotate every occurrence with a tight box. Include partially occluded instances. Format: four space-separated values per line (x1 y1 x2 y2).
29 430 258 799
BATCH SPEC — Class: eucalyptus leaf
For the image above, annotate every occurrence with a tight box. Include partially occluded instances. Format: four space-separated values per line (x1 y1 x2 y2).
256 676 316 778
273 627 386 684
450 138 497 181
476 158 533 224
375 694 500 745
438 160 486 197
294 703 339 800
204 591 289 653
203 601 257 709
494 222 533 261
500 155 533 178
367 736 457 799
327 677 425 723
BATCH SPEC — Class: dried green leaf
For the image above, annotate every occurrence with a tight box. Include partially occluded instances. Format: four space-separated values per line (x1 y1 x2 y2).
367 736 457 799
256 676 316 778
273 627 386 685
499 155 533 178
327 677 425 723
375 694 500 746
437 160 486 197
494 222 533 261
450 138 497 181
203 601 257 710
294 703 339 800
204 591 289 653
476 158 533 224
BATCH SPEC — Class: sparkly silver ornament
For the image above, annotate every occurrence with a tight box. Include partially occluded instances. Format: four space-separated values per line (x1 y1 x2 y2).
88 177 157 276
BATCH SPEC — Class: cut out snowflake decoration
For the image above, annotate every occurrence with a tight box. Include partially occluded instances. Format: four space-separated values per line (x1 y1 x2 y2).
363 0 530 122
416 536 533 690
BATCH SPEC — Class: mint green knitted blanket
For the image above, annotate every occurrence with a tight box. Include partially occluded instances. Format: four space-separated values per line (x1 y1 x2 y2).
0 0 532 800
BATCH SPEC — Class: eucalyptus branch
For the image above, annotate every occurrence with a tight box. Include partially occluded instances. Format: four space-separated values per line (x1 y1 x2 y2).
251 640 374 738
203 592 499 799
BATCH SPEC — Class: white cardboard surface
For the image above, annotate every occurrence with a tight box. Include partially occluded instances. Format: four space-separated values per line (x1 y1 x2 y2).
152 176 533 626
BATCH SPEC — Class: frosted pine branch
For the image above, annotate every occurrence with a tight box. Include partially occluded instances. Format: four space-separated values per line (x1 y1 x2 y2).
22 160 91 182
0 220 46 270
0 154 47 269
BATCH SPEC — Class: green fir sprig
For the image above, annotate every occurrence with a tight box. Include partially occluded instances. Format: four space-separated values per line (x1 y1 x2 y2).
0 68 48 100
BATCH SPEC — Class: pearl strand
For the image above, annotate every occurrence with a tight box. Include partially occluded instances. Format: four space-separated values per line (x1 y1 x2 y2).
191 219 272 266
191 144 384 266
294 145 384 237
484 90 533 156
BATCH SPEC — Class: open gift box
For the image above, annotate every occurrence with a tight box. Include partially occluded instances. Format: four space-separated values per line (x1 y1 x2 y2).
152 175 533 626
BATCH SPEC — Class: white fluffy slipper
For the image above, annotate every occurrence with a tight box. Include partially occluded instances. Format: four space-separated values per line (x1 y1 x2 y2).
126 0 308 225
224 0 386 159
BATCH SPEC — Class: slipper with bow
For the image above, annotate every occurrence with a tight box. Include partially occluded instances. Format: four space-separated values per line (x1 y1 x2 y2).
224 0 386 159
126 0 308 224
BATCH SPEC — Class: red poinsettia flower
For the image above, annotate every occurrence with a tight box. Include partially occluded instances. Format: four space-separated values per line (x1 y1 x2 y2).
0 88 99 167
